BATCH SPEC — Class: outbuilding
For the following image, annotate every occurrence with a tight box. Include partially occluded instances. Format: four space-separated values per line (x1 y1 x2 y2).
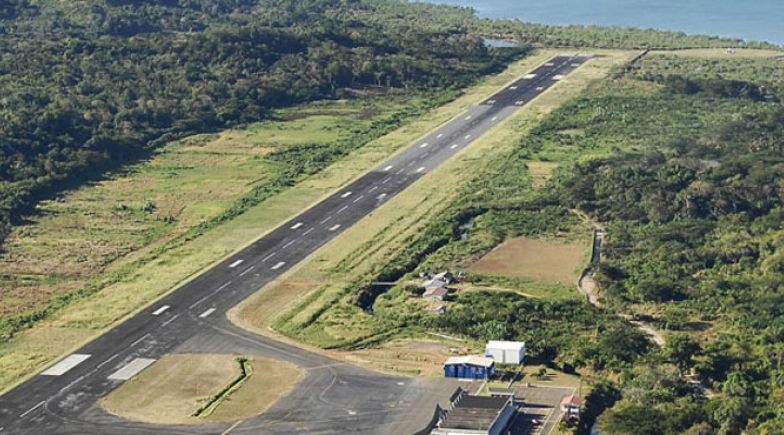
423 287 449 301
485 341 525 365
444 355 495 380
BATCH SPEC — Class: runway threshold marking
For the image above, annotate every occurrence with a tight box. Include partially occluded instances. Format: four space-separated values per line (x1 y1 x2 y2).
199 308 216 318
340 191 352 198
228 259 244 268
290 222 303 230
329 224 341 231
41 354 91 376
19 401 45 418
108 358 156 381
271 261 286 270
152 305 170 316
239 265 255 276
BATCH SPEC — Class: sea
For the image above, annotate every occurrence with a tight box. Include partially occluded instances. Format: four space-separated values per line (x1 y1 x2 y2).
421 0 784 46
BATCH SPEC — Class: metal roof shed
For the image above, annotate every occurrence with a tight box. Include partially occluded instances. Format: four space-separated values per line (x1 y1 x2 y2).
485 341 525 365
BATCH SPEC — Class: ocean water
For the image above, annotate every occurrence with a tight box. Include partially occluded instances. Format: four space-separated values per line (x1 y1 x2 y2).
423 0 784 45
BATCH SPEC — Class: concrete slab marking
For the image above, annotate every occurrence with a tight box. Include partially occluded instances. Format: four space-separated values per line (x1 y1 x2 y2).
152 305 170 316
108 358 156 381
41 354 91 376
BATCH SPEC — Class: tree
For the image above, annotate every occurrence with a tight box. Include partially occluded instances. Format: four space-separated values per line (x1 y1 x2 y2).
666 333 702 373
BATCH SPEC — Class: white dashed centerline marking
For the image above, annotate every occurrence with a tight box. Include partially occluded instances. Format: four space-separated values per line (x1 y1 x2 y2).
416 166 426 173
199 308 216 318
96 353 120 369
218 281 232 290
337 205 348 214
352 195 364 203
108 358 156 381
262 252 276 262
161 314 179 327
303 228 314 236
290 222 303 230
320 216 332 224
271 262 286 270
340 191 352 198
228 259 244 268
329 224 341 231
130 333 151 347
382 177 391 184
239 266 255 276
282 240 296 249
42 354 91 376
19 401 45 418
152 305 170 316
368 186 378 193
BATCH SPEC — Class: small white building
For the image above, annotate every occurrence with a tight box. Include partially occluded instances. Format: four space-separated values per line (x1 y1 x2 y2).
485 341 525 365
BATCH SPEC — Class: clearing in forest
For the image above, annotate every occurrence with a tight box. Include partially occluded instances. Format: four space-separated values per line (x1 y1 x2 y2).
469 237 588 286
100 354 303 425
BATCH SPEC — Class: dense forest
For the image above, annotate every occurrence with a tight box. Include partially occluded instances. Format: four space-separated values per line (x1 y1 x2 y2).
0 0 772 248
361 52 784 433
0 0 516 247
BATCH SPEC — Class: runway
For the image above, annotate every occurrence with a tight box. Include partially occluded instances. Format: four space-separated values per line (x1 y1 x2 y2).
0 54 591 434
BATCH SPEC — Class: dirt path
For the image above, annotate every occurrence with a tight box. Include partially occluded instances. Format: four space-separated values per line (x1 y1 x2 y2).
573 211 666 348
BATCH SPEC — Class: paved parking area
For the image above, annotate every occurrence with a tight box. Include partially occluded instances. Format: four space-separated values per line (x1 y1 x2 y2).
510 385 574 435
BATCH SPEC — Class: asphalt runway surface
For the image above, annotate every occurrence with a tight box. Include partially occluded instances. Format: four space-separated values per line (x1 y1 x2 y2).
0 54 591 435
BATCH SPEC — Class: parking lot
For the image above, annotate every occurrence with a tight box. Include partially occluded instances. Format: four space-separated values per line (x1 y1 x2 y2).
509 384 574 435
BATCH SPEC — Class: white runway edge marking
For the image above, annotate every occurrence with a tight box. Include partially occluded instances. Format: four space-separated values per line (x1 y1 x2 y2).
419 142 429 148
383 165 393 171
377 193 387 200
340 191 353 198
290 222 303 230
524 73 537 79
108 358 156 381
152 305 170 316
487 100 496 105
545 62 554 66
41 354 91 376
19 401 45 418
450 144 458 149
491 117 498 121
199 308 216 318
239 265 255 276
228 259 244 268
536 86 544 91
509 86 518 90
329 224 341 231
437 133 443 138
464 134 471 139
571 63 580 67
271 261 286 270
552 74 564 80
416 166 426 173
515 100 524 106
465 115 472 120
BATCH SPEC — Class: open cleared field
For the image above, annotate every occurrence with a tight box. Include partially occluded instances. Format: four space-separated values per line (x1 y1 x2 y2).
651 48 784 58
341 340 455 377
100 354 302 425
468 237 589 286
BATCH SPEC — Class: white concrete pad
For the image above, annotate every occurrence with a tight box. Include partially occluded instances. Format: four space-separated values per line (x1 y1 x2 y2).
42 354 91 376
108 358 156 381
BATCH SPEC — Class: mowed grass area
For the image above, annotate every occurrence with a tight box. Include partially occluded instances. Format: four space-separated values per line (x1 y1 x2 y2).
100 354 302 425
468 236 590 286
0 97 399 319
232 49 635 357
